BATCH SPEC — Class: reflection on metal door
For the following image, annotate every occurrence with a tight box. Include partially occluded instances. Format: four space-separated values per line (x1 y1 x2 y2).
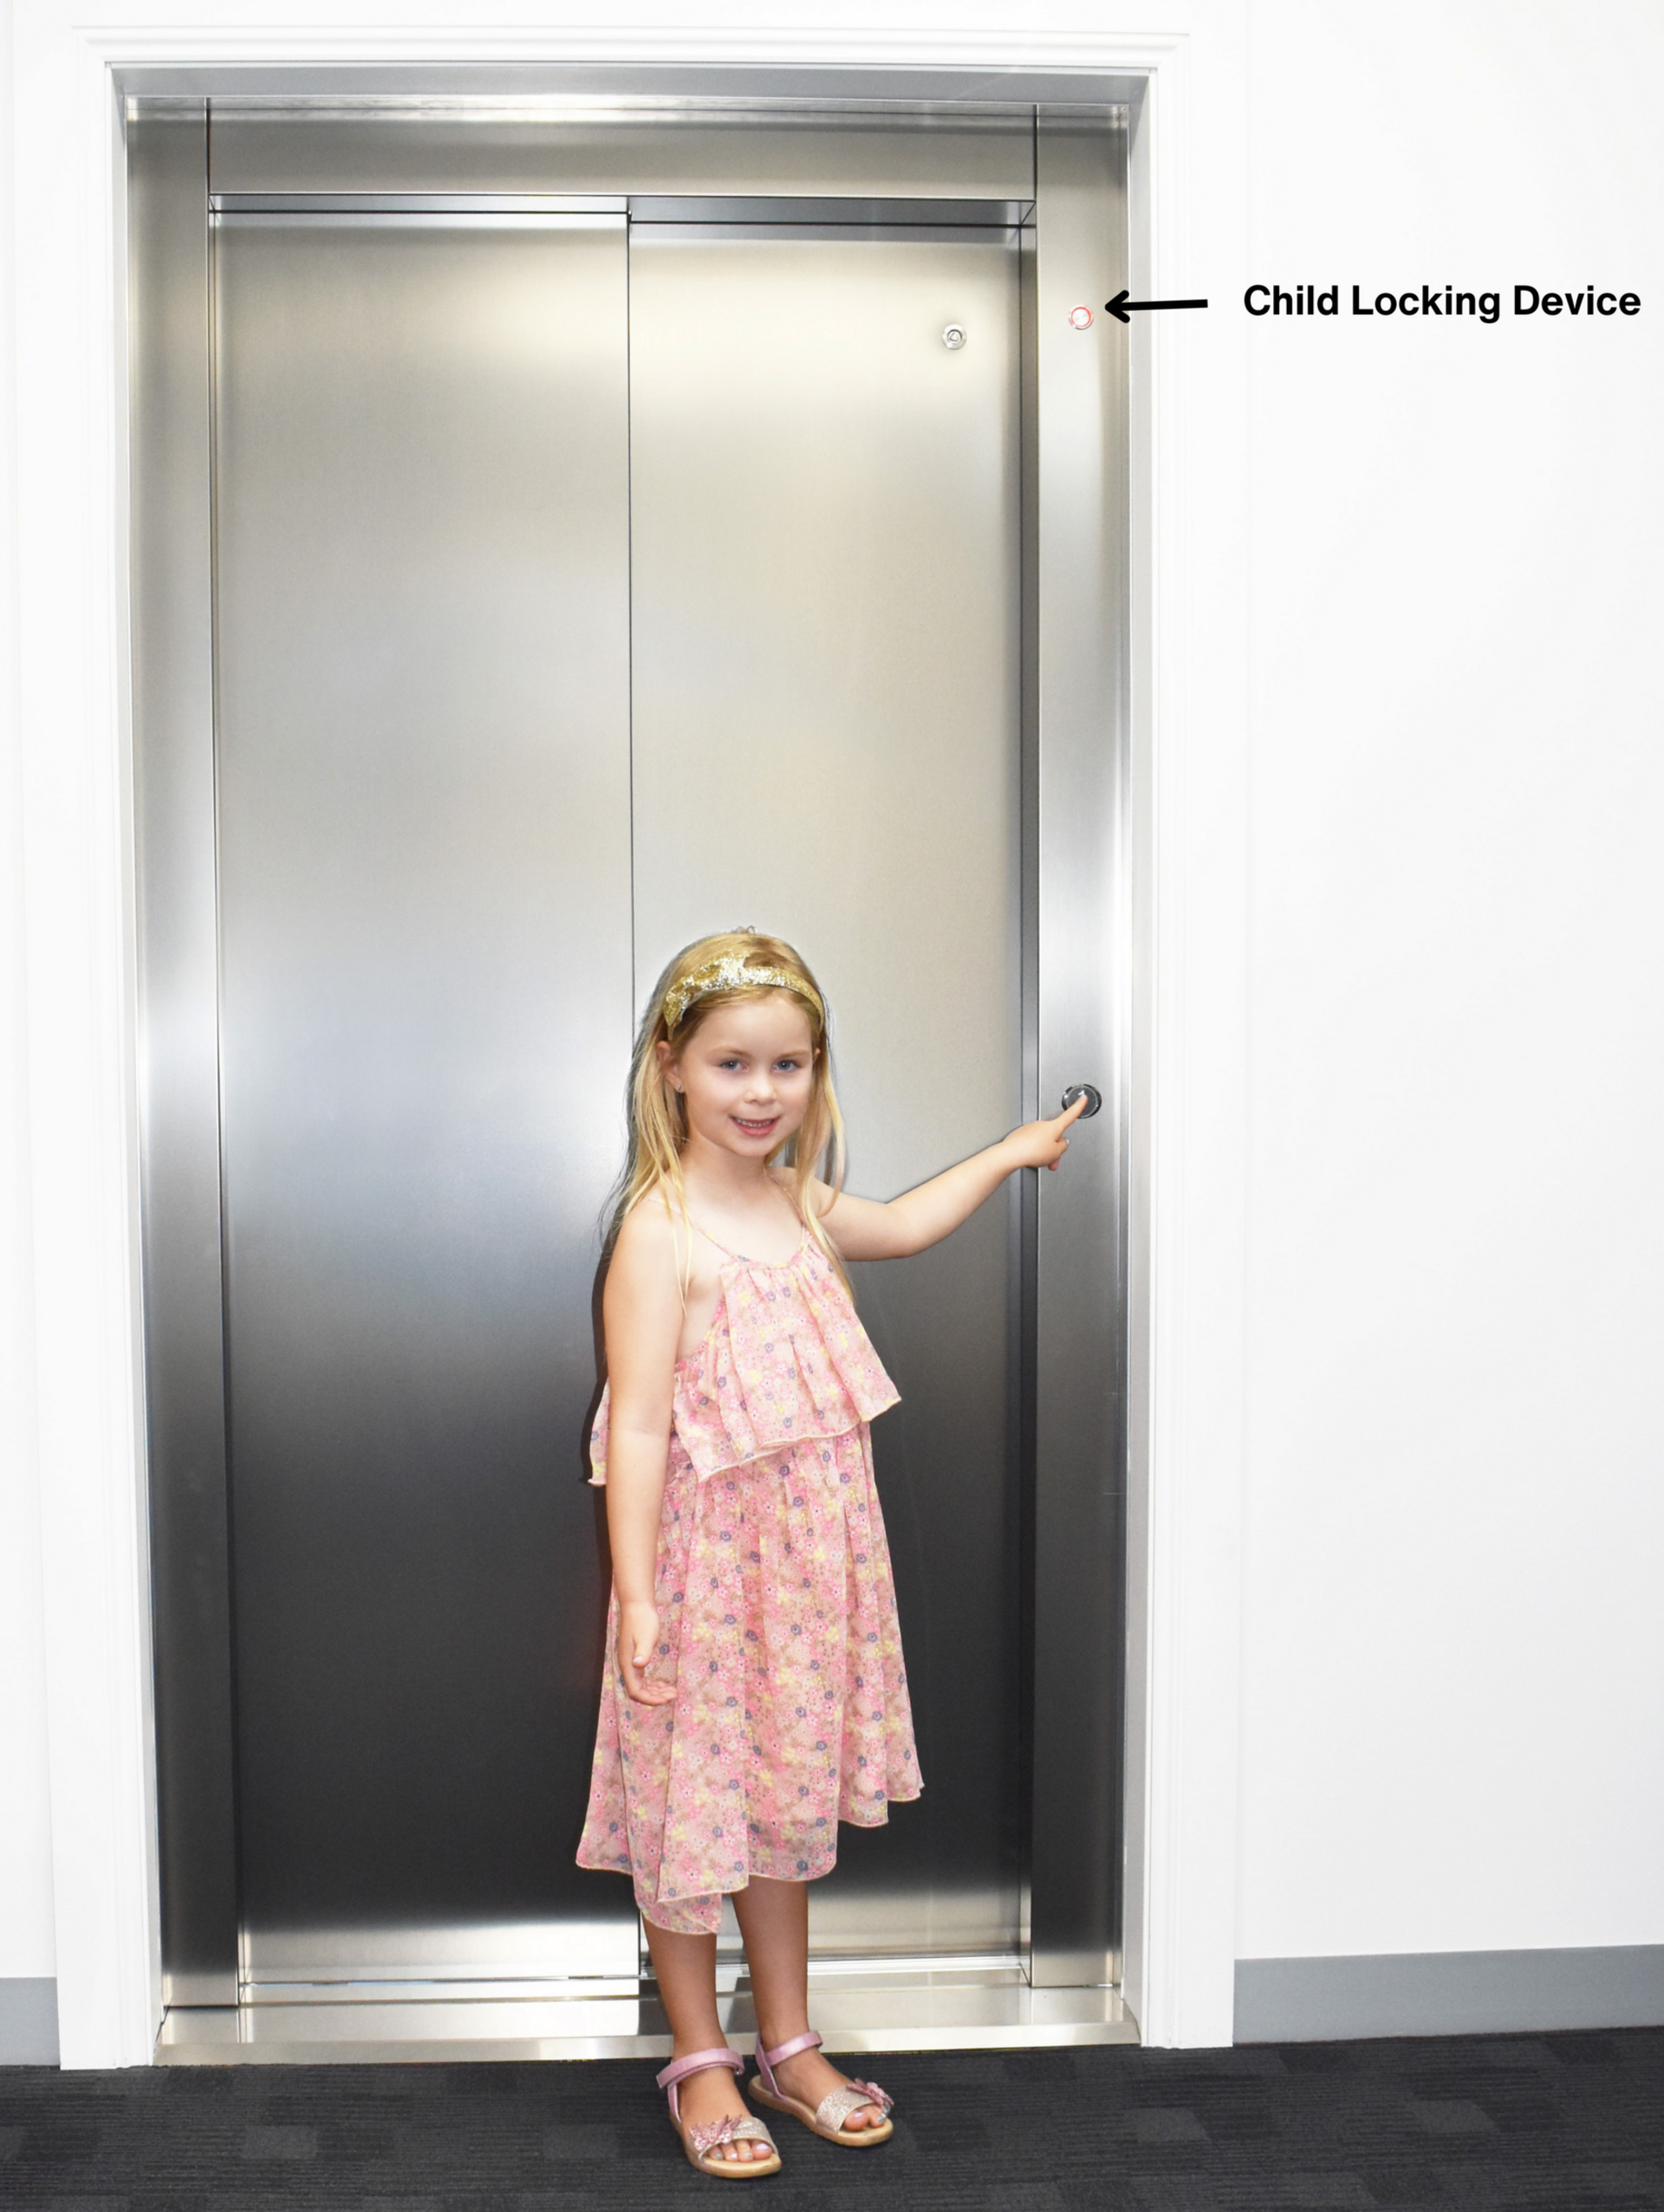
211 214 637 1984
629 225 1022 1958
131 105 1129 2047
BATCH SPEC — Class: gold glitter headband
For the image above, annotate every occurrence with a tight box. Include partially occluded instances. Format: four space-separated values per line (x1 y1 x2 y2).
662 953 825 1036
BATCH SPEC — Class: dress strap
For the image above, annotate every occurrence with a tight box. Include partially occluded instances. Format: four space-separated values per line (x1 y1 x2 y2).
657 1188 691 1315
688 1216 808 1268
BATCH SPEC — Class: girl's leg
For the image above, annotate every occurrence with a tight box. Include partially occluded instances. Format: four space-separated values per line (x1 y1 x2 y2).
732 1877 886 2132
644 1920 773 2164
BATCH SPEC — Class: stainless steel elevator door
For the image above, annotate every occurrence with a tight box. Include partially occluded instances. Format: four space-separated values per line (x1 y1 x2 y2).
135 104 1129 2042
628 227 1024 1958
212 214 638 1982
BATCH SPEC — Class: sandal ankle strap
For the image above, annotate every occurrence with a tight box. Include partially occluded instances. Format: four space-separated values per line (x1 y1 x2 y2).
755 2027 822 2092
657 2046 744 2098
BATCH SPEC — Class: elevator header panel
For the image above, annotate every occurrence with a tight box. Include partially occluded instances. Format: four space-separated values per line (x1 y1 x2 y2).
208 107 1037 202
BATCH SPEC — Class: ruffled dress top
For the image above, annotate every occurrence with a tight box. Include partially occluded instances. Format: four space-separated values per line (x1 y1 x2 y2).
576 1227 922 1934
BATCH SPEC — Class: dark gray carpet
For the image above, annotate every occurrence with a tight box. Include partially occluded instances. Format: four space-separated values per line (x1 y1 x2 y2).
3 2028 1663 2209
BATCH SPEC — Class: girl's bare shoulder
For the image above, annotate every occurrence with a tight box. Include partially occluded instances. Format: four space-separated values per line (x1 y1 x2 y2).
610 1191 682 1280
771 1165 836 1222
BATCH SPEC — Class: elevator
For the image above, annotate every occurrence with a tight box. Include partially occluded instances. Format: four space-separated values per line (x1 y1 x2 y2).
130 101 1130 2058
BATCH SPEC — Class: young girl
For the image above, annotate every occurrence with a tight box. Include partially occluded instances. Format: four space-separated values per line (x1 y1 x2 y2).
577 929 1085 2178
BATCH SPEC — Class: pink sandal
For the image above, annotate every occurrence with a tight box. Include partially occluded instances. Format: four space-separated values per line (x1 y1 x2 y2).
657 2047 782 2178
748 2030 894 2147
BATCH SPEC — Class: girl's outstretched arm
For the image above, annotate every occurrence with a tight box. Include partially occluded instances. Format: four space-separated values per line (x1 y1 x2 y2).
812 1094 1088 1262
601 1202 686 1705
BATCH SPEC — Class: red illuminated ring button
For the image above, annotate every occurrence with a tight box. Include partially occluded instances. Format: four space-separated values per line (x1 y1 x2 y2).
1068 304 1094 330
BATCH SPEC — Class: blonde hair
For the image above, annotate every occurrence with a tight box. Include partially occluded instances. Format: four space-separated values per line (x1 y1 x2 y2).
608 930 847 1280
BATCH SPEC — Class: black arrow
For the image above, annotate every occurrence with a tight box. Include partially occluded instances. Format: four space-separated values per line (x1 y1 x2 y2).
1103 289 1209 323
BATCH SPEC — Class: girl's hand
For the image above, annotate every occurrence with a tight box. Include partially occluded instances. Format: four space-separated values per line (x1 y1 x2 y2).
617 1599 674 1706
1005 1093 1089 1172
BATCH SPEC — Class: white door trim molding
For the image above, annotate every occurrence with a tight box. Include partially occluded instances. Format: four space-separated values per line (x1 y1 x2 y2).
10 11 1247 2065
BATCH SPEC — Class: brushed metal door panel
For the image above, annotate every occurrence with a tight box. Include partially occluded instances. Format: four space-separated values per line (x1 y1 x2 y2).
130 111 241 2008
1030 115 1129 1987
212 214 635 1976
628 227 1024 1957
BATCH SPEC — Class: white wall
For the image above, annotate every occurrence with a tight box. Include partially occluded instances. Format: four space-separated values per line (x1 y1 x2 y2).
1238 0 1664 1960
0 0 58 1988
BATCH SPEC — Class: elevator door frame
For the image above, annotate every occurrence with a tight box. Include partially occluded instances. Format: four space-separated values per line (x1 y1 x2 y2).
130 100 1131 2054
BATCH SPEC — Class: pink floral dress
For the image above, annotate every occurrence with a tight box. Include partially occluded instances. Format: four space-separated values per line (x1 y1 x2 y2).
575 1224 923 1934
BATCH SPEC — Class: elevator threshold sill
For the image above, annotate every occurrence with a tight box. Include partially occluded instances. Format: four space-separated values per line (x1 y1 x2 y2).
158 1983 1134 2062
244 1977 647 2006
241 1953 1028 2004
